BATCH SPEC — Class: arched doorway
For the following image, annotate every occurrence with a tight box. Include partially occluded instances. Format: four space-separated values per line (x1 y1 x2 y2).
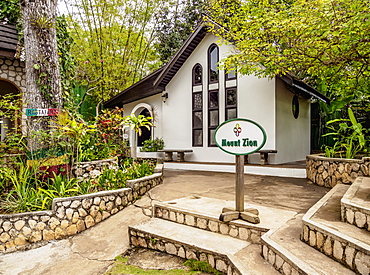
0 79 21 141
137 108 152 146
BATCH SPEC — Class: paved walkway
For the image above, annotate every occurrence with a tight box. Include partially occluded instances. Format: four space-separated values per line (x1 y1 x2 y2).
0 169 329 275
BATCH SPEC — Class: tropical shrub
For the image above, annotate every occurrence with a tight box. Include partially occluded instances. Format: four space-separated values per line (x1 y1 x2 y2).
140 138 164 152
322 108 368 159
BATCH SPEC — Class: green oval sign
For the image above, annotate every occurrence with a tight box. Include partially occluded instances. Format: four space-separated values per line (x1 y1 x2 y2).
214 118 266 155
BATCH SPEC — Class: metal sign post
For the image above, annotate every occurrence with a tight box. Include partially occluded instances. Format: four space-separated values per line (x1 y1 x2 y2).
214 118 266 223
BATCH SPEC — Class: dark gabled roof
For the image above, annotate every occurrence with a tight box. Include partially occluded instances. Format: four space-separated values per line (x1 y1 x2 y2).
0 23 18 57
279 74 330 104
153 23 207 89
104 68 165 108
104 22 329 108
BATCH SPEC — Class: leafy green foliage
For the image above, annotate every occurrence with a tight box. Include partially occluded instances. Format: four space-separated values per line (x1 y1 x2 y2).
207 0 370 101
154 0 205 63
0 158 155 213
323 108 368 159
64 0 164 102
0 0 21 24
140 138 164 152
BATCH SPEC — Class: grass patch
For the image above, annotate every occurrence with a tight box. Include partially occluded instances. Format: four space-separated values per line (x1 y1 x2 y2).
104 256 211 275
184 259 222 275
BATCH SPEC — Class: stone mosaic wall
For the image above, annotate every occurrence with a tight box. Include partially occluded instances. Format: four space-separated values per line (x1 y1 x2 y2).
0 57 26 93
72 158 119 180
261 244 300 275
341 204 370 232
302 223 370 275
129 227 242 275
154 204 267 244
0 165 163 254
306 154 370 188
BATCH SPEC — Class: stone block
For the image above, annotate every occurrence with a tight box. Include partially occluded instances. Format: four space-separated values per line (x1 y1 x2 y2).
185 215 195 226
178 247 185 258
208 254 215 268
169 211 176 221
177 213 184 224
275 254 284 269
239 227 250 240
355 211 366 228
85 215 95 228
282 262 292 275
220 224 229 235
22 227 31 236
333 240 343 261
323 236 333 256
216 259 228 273
303 225 309 242
346 209 355 224
268 249 276 265
316 231 324 249
2 221 12 231
197 218 208 229
345 246 355 268
165 243 177 255
229 226 238 238
36 222 46 231
14 220 25 231
30 231 42 243
354 251 370 275
43 230 55 241
185 249 197 260
207 220 218 232
309 230 316 247
0 232 10 243
66 225 77 236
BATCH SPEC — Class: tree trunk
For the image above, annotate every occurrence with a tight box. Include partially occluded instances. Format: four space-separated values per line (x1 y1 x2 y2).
21 0 62 152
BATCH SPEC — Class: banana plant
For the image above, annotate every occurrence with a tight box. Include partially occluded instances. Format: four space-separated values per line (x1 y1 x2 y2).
323 108 367 159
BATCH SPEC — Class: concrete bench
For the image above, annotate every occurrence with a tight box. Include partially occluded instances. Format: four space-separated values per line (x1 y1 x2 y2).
245 150 278 165
158 149 193 162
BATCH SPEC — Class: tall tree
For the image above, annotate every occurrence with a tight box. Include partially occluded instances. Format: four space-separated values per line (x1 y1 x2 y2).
62 0 164 103
21 0 62 151
155 0 205 63
207 0 370 101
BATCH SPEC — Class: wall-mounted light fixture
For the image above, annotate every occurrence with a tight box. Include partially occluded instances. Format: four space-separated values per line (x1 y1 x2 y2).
161 92 168 103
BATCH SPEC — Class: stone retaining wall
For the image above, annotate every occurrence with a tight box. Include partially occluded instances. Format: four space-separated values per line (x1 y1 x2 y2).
154 204 267 244
72 158 119 180
302 223 370 274
129 227 242 275
261 244 300 275
306 154 370 188
0 165 163 254
341 177 370 232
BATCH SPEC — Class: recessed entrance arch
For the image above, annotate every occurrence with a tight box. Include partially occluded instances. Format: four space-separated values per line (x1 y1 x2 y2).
131 103 153 147
0 79 21 141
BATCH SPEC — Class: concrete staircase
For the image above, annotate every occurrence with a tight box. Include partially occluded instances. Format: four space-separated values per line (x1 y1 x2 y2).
128 179 370 274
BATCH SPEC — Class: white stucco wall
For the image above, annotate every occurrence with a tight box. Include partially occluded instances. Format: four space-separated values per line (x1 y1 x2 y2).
121 33 311 164
275 78 311 163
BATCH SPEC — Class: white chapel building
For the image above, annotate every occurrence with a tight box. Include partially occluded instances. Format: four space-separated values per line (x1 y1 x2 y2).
104 24 329 165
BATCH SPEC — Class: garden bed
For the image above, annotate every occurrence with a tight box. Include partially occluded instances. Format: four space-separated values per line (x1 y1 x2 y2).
306 154 370 188
0 159 163 254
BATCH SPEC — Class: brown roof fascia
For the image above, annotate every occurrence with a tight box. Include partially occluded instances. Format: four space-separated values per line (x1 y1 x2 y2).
278 74 330 104
103 67 165 108
153 22 207 89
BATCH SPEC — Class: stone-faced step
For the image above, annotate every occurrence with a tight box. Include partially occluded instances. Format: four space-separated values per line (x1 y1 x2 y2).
129 218 250 274
303 184 370 274
341 177 370 231
153 196 296 244
262 214 355 275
